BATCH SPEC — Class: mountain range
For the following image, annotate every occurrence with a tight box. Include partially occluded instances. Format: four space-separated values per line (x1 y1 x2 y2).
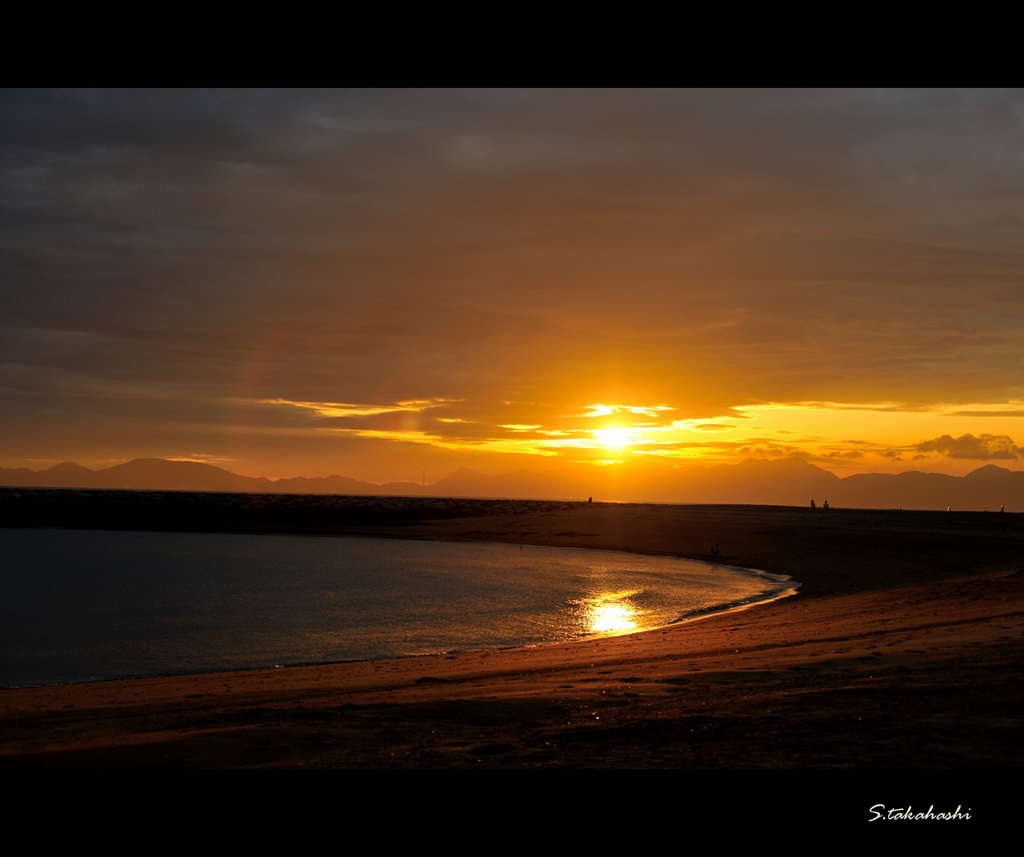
3 457 1024 511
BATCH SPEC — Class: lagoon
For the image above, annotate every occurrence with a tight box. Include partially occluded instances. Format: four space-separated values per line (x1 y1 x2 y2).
0 528 793 687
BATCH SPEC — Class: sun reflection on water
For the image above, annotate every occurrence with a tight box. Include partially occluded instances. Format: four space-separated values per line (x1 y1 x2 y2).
582 590 641 635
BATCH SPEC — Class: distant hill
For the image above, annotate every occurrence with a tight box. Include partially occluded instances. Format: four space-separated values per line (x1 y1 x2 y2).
0 459 375 495
832 467 1024 512
2 457 1023 510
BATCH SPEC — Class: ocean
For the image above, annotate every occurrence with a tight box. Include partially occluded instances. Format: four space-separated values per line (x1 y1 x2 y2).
0 528 795 687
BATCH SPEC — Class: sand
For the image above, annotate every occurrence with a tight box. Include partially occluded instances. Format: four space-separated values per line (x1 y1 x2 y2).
2 501 1023 770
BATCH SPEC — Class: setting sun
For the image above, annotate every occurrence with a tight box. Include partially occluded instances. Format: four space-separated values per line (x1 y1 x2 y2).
594 428 632 449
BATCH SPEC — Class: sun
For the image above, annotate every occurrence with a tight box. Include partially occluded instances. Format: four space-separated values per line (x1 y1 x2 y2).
594 427 632 449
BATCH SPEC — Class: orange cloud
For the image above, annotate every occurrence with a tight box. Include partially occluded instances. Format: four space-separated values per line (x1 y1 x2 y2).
915 434 1021 461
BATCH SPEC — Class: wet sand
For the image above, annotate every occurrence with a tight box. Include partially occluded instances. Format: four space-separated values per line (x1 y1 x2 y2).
2 497 1024 768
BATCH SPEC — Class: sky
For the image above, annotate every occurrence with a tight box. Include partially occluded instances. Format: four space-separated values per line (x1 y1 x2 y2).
2 89 1023 484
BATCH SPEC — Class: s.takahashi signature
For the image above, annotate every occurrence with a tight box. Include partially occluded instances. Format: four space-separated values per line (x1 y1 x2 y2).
869 804 971 821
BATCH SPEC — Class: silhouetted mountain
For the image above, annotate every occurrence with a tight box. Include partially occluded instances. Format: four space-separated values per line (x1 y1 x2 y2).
23 461 98 487
0 467 39 485
0 459 443 497
963 464 1020 481
2 457 1023 510
667 457 842 506
101 459 271 491
831 465 1024 511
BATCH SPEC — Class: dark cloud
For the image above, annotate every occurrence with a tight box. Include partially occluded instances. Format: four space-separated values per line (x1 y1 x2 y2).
3 90 1024 473
915 433 1021 460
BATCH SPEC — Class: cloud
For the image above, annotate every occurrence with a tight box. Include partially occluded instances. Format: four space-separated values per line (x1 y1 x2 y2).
581 404 673 419
261 398 462 420
735 443 801 457
261 399 424 418
168 453 235 464
5 91 1024 478
915 433 1021 460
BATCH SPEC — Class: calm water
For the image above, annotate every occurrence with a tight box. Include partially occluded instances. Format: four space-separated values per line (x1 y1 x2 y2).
0 529 795 687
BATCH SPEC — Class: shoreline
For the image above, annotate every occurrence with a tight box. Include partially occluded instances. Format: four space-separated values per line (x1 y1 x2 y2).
2 498 1024 767
666 576 800 625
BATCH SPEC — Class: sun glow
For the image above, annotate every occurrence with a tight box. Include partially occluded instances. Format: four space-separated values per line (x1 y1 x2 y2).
594 427 632 449
255 394 1024 476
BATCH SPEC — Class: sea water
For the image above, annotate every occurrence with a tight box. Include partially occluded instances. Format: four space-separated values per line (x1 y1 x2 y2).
0 529 795 687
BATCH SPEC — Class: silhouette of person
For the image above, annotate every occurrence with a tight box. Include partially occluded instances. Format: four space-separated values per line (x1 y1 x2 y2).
810 500 816 509
823 500 829 510
588 496 592 503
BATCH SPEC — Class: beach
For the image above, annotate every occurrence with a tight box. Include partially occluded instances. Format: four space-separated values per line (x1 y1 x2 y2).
2 498 1023 767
